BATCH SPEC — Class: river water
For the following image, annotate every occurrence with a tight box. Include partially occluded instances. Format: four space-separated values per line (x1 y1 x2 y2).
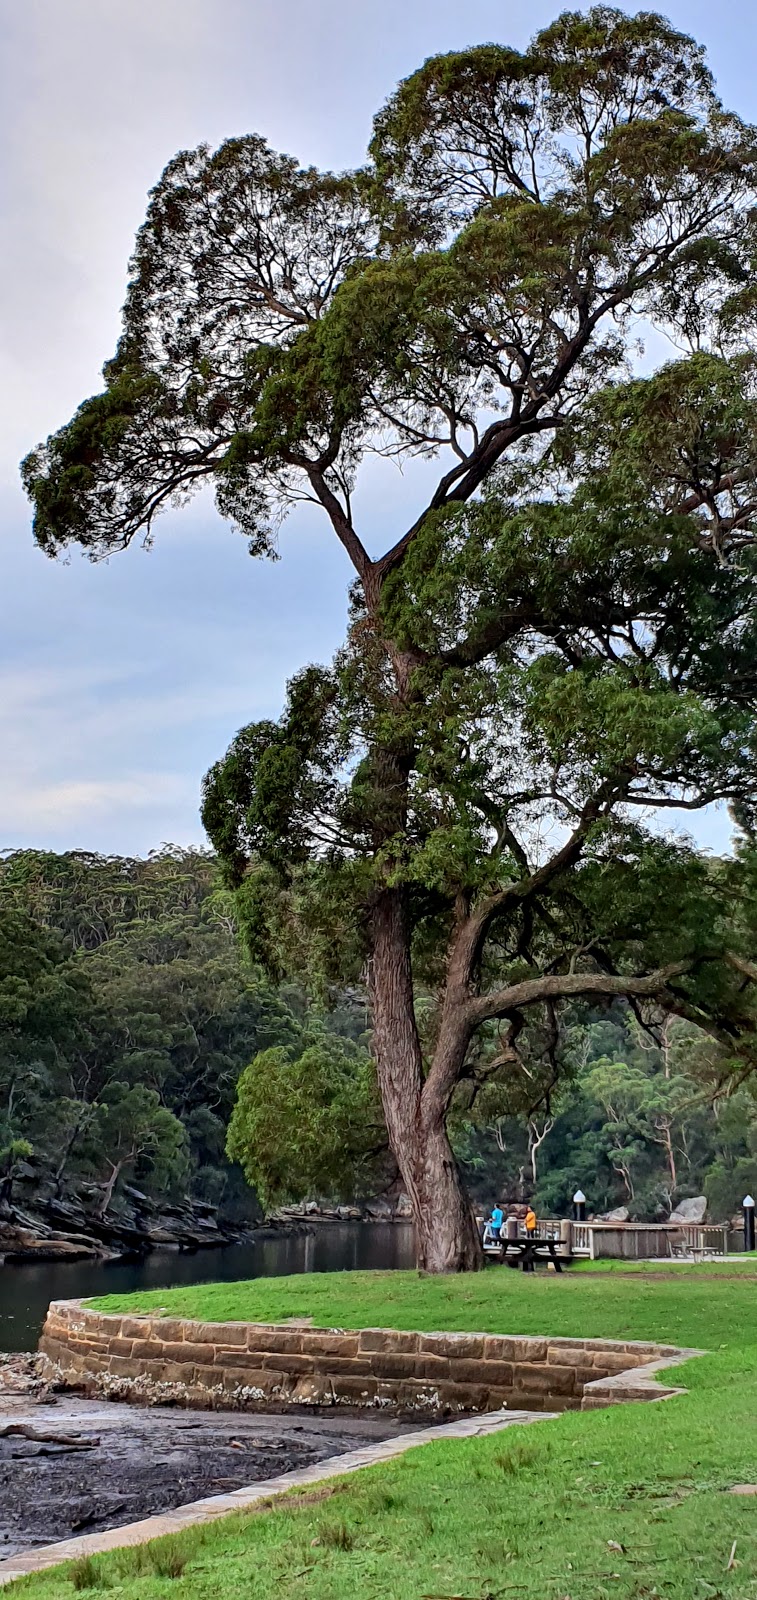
0 1222 416 1352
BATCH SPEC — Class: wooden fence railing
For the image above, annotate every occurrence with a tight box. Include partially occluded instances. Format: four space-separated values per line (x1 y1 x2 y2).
569 1221 732 1260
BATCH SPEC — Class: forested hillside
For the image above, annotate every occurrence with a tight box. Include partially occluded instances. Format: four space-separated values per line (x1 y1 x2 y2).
0 846 382 1247
456 1006 757 1222
1 845 756 1239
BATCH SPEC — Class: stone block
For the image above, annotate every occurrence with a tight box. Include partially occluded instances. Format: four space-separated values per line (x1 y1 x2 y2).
416 1355 452 1382
375 1379 403 1407
120 1317 155 1340
418 1334 486 1361
510 1338 548 1362
185 1321 226 1345
152 1361 196 1386
449 1359 513 1387
38 1337 66 1362
547 1346 591 1369
292 1376 330 1405
261 1352 315 1374
192 1364 223 1390
72 1337 111 1355
156 1340 216 1365
311 1354 375 1378
101 1357 143 1380
216 1366 266 1393
592 1352 637 1374
517 1363 576 1395
482 1336 517 1362
392 1380 444 1412
65 1350 105 1374
245 1328 304 1354
79 1312 104 1332
212 1348 281 1371
108 1337 135 1358
330 1375 380 1404
129 1338 165 1362
145 1318 186 1343
42 1316 72 1340
484 1389 512 1411
300 1332 359 1358
367 1352 424 1380
359 1329 420 1354
435 1381 489 1412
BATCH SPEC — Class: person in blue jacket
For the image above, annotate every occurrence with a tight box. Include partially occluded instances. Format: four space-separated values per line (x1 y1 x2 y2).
483 1203 505 1247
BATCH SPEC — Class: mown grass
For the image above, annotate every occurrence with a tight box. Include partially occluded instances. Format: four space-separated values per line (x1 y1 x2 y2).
14 1263 757 1600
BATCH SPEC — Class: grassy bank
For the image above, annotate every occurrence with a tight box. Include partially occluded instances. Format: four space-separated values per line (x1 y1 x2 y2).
16 1264 757 1599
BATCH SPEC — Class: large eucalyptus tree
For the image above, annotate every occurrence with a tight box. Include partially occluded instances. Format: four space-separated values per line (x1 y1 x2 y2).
24 9 757 1268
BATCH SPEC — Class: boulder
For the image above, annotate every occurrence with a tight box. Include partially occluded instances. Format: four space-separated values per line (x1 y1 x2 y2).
394 1193 413 1218
597 1206 629 1223
668 1195 707 1224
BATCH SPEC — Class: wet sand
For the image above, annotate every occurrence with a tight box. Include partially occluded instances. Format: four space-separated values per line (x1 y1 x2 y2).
0 1373 419 1562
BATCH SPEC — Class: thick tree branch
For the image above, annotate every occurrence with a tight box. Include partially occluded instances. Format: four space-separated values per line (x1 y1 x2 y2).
470 960 695 1024
446 781 626 995
305 467 374 584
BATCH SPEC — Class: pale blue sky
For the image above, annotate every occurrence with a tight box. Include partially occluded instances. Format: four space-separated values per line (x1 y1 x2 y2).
0 0 752 855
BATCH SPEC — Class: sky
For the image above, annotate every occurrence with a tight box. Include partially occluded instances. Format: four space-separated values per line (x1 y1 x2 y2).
0 0 753 858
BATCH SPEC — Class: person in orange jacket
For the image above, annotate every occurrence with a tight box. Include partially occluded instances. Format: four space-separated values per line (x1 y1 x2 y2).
525 1206 537 1237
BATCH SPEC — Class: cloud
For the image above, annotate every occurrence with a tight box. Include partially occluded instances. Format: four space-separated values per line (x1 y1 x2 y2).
0 775 204 858
1 0 753 855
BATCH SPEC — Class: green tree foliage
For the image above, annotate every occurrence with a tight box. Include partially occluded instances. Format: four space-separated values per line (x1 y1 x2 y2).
0 847 375 1221
227 1040 388 1210
456 1005 757 1221
22 8 757 1268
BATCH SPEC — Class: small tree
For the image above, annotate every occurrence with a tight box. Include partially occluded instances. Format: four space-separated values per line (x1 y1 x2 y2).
226 1039 389 1210
23 9 757 1268
86 1083 188 1215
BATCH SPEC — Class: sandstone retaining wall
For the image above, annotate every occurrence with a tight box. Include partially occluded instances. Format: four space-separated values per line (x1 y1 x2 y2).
39 1300 698 1418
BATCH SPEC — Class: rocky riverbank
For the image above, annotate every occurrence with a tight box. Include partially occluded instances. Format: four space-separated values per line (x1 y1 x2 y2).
0 1191 254 1264
268 1196 413 1226
0 1189 414 1264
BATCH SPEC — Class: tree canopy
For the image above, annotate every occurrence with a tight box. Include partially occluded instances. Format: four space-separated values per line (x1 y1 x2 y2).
22 7 757 1269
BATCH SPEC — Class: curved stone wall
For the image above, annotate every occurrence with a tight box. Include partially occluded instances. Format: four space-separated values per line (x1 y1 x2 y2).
39 1301 698 1417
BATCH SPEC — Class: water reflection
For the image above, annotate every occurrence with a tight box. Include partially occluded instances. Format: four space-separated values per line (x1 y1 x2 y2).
0 1222 416 1352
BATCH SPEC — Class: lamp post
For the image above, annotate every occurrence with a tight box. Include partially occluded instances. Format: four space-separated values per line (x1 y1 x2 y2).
744 1195 755 1253
573 1189 586 1223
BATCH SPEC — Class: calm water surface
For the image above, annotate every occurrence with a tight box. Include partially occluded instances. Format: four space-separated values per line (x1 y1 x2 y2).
0 1223 416 1352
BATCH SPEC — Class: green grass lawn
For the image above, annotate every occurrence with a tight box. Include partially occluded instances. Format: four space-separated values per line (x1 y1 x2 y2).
16 1263 757 1600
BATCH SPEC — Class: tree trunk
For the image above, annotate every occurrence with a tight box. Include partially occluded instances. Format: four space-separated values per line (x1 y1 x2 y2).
99 1156 129 1217
369 887 481 1272
413 1115 482 1272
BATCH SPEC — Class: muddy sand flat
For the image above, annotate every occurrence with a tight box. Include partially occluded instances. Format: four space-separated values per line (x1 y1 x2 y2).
0 1389 419 1562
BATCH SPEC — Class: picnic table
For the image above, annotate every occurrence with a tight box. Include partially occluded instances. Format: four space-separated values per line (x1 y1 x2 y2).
484 1232 563 1271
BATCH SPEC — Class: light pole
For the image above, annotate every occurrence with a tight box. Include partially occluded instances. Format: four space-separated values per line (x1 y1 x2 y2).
573 1189 586 1222
744 1195 755 1253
